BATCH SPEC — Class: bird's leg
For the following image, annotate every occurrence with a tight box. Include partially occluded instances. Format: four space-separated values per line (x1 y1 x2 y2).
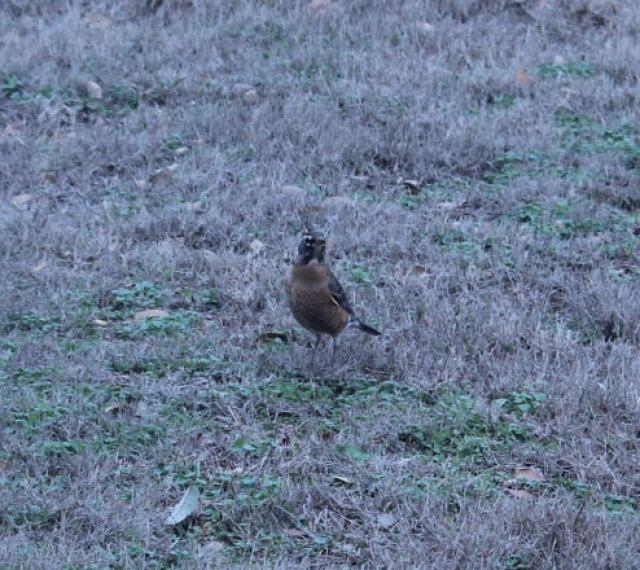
310 334 322 366
331 336 338 365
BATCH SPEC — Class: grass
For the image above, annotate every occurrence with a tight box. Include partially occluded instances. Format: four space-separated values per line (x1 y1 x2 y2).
1 0 640 568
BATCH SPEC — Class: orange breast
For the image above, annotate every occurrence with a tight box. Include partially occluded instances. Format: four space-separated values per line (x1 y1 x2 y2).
286 266 349 336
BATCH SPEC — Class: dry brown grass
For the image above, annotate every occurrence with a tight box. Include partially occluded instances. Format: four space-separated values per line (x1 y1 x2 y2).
1 0 640 568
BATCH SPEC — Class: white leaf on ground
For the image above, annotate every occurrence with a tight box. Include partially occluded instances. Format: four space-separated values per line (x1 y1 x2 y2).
85 81 103 99
10 193 32 207
31 260 48 273
376 513 396 528
165 486 199 526
514 466 544 481
249 239 266 256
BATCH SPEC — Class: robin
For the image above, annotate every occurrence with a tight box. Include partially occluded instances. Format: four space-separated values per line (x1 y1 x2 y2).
285 230 381 364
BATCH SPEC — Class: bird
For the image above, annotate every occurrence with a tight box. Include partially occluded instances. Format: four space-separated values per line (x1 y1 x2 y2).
285 229 381 364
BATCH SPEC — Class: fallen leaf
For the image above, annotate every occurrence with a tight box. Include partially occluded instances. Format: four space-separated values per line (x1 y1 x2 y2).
255 331 288 345
514 466 544 481
10 193 32 207
331 475 353 486
416 21 435 33
516 67 530 86
85 13 111 30
242 89 258 105
376 513 396 528
134 179 147 190
402 179 421 195
174 146 189 156
31 260 47 273
103 403 122 414
134 308 169 321
165 486 199 526
505 488 534 499
249 239 266 256
149 164 178 184
85 80 103 99
93 319 109 327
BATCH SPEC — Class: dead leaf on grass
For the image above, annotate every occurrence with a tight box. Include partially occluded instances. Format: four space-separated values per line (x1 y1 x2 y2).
514 466 544 481
331 475 354 486
10 193 33 207
249 239 266 256
134 308 169 321
85 80 103 99
93 319 109 327
402 179 421 195
31 260 48 273
255 331 288 345
165 486 199 526
416 21 435 33
376 513 396 528
149 164 178 184
242 89 258 104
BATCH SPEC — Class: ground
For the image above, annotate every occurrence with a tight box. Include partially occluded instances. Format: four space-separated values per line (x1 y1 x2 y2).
1 1 640 568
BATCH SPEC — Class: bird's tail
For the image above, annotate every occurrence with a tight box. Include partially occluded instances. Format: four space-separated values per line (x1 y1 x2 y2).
353 320 381 336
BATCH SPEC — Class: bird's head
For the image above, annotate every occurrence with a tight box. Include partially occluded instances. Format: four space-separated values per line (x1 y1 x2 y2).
295 229 326 265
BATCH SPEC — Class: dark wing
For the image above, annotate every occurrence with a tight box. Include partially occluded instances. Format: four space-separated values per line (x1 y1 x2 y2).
327 270 354 316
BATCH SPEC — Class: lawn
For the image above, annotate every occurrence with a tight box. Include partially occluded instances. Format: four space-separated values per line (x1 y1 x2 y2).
1 1 639 568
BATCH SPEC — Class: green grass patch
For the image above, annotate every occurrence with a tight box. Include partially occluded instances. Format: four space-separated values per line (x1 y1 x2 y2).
538 61 594 78
398 394 533 463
